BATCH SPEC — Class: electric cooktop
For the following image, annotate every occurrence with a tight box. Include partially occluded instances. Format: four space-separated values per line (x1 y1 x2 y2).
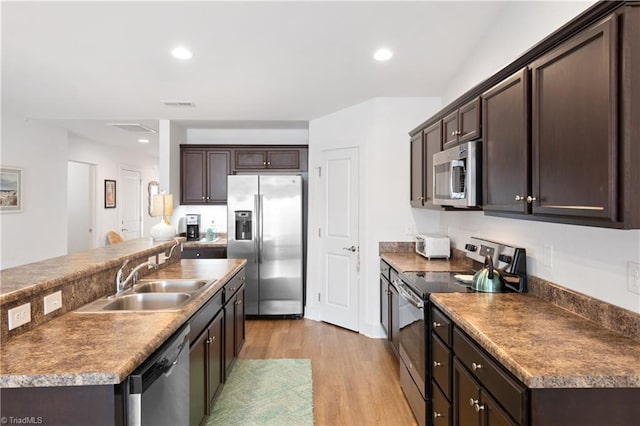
400 271 473 300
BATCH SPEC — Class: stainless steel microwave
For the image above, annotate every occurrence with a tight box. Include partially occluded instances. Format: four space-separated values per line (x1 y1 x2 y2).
432 140 481 208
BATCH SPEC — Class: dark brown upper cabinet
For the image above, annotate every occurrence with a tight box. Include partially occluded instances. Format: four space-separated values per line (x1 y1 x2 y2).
410 121 442 209
530 15 618 224
234 149 305 170
443 97 481 150
181 147 231 205
482 69 530 215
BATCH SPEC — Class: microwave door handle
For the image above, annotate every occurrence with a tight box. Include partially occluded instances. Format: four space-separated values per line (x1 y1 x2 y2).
449 160 456 196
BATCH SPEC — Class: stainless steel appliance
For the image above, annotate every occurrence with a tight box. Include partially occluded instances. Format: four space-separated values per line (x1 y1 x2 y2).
227 175 303 317
127 325 190 426
433 140 481 208
395 238 527 426
186 214 201 241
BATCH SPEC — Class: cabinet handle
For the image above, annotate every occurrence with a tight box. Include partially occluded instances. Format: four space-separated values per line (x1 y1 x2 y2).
472 362 483 371
527 195 537 203
469 398 478 407
433 412 443 419
474 403 485 412
433 361 442 367
432 321 442 328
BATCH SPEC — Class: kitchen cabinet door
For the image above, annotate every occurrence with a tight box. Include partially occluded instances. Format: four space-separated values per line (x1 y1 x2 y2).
380 275 390 336
482 69 530 214
443 98 481 150
453 359 481 426
206 150 231 204
389 281 400 355
234 149 303 170
207 311 224 408
189 329 208 426
224 296 235 379
234 285 245 355
423 121 442 209
267 150 300 169
531 15 618 223
181 149 207 204
410 132 425 207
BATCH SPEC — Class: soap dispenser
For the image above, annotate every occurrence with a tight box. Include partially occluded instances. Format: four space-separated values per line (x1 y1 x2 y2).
205 220 216 241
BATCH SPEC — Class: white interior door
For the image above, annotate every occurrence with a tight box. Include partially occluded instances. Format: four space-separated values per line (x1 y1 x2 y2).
120 168 142 240
319 147 359 331
67 161 95 253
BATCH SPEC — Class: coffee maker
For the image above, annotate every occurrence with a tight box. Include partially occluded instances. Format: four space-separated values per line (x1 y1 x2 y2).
185 214 201 241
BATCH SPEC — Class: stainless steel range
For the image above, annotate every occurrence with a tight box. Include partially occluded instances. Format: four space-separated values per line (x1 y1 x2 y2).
394 237 527 426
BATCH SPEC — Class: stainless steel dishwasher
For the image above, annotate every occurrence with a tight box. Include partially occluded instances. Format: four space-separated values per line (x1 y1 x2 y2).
127 325 190 426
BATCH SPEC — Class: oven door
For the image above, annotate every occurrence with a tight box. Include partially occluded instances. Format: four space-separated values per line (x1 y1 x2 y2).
397 281 426 399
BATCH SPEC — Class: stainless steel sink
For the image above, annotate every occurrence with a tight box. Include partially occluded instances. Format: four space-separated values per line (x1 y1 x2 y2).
134 279 211 293
102 293 191 311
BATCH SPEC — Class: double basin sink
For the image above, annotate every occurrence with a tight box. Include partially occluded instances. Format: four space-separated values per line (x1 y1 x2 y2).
76 279 215 313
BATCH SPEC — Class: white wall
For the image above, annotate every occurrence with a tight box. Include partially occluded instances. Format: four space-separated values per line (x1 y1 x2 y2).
442 1 596 105
187 128 308 145
307 97 442 337
1 111 69 268
68 134 160 244
437 0 640 313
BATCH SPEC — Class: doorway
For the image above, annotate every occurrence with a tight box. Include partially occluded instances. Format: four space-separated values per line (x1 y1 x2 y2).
317 147 360 332
120 168 142 240
67 161 96 254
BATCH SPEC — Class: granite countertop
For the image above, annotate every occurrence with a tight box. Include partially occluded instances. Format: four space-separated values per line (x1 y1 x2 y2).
381 252 472 274
431 292 640 389
0 258 245 388
182 238 227 248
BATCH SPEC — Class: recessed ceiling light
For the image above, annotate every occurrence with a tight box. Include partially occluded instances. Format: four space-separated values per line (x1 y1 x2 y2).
138 138 150 144
374 48 393 61
171 46 193 60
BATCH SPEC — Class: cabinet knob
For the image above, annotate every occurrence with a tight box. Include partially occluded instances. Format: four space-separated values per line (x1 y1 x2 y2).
433 412 443 419
235 300 242 305
228 287 236 292
474 403 486 412
206 337 214 344
472 362 483 371
527 195 537 203
263 161 267 165
452 130 461 136
515 195 524 201
196 253 201 257
433 361 442 367
469 398 478 407
267 161 271 166
202 196 206 200
432 321 442 328
418 196 424 201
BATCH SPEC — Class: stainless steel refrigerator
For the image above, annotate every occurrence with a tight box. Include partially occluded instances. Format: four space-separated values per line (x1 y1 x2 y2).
227 174 303 316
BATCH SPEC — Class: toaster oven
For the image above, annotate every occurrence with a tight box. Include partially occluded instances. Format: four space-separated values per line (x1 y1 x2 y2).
415 234 450 259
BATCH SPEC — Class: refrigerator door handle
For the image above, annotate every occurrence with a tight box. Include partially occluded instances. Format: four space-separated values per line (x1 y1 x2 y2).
259 194 264 264
254 194 260 264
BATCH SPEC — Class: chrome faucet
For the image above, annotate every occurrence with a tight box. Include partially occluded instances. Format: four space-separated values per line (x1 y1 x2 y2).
115 259 159 295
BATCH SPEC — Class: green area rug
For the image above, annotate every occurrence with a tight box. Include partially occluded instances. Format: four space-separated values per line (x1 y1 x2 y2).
206 359 314 426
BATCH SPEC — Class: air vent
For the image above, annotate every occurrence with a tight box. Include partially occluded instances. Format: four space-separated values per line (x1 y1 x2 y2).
107 123 157 133
161 100 195 107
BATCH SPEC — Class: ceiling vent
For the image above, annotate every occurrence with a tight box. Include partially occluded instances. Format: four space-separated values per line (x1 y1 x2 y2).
161 100 195 107
107 123 157 133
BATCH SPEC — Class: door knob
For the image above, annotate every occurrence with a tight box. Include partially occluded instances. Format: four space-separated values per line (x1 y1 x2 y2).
342 246 357 252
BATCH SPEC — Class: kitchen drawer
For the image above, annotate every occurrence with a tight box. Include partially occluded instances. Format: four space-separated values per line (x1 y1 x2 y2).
453 328 527 424
431 307 453 346
431 381 452 426
223 270 245 303
182 246 227 259
188 290 223 344
380 260 391 280
432 334 452 399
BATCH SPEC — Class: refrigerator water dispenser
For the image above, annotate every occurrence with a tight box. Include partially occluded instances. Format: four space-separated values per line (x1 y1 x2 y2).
235 211 252 240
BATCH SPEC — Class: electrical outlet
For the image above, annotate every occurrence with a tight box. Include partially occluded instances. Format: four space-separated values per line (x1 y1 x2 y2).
148 255 156 265
405 223 414 235
627 261 640 295
158 253 167 265
8 303 31 330
44 291 62 315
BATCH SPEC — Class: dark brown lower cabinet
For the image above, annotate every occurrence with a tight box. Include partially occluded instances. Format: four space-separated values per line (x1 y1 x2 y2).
453 359 516 426
182 246 227 259
224 283 245 380
190 310 224 426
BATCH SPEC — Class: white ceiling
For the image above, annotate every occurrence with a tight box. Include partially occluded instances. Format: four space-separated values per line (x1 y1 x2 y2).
2 1 514 151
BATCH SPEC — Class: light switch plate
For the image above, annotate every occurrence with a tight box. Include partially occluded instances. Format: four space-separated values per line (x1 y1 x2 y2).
44 291 62 315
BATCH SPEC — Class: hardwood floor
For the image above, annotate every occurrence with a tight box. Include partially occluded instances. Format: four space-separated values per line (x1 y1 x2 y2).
238 318 418 426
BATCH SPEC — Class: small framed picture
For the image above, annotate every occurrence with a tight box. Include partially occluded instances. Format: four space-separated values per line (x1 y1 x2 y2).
105 179 116 208
0 167 23 213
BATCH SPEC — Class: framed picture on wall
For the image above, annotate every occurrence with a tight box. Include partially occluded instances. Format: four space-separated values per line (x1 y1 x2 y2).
0 167 22 213
104 179 116 208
